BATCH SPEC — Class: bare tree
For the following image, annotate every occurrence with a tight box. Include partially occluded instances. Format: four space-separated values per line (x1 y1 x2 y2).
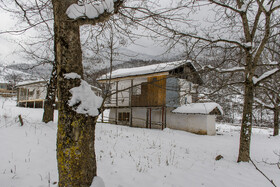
52 1 124 186
4 72 23 90
138 0 280 162
1 0 124 186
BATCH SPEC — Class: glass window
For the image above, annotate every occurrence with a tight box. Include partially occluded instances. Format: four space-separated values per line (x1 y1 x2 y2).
118 112 130 122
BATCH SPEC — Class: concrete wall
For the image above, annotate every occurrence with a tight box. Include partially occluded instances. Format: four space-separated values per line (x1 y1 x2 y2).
206 115 216 135
108 107 216 135
166 111 216 135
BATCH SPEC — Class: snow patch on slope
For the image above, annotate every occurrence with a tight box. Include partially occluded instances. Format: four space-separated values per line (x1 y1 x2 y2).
0 97 280 187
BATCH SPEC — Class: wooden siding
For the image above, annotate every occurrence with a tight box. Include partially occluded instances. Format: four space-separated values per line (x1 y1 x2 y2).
132 75 166 107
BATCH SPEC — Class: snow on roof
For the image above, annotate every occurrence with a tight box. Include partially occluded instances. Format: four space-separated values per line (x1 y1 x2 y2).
98 60 193 80
172 102 223 115
16 80 47 87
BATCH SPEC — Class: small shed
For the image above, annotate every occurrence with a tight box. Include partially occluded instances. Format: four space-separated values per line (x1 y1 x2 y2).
169 103 223 135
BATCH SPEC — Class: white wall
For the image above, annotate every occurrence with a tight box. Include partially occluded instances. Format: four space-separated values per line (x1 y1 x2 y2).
166 111 216 135
109 107 147 128
206 115 216 135
132 107 147 128
109 107 217 135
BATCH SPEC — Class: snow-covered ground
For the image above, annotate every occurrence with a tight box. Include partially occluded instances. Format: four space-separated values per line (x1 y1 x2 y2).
0 97 279 187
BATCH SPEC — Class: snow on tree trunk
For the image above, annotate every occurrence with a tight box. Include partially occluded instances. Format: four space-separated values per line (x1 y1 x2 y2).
52 0 98 186
42 63 57 123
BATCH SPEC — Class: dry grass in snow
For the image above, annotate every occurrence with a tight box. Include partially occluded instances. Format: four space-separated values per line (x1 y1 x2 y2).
0 97 279 187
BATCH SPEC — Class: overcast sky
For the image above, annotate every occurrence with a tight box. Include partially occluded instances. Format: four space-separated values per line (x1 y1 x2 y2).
0 0 212 66
0 10 169 66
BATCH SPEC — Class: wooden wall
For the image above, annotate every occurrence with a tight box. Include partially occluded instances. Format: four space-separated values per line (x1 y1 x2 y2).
132 75 166 107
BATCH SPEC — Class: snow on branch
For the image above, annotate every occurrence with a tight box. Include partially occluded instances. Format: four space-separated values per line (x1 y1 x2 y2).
66 0 117 19
64 72 81 79
266 60 279 65
69 79 103 117
254 97 274 110
203 65 245 73
253 68 280 85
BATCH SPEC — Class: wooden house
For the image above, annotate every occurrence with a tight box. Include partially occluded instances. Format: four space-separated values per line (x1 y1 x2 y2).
97 60 222 135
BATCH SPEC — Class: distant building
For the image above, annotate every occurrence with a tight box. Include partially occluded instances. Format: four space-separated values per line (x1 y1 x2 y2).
16 80 48 108
0 82 8 90
98 60 222 135
0 79 16 97
0 66 30 97
16 80 102 108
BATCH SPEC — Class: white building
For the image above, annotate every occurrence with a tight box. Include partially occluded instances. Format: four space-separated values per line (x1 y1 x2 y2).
16 80 48 108
98 60 223 135
16 80 102 108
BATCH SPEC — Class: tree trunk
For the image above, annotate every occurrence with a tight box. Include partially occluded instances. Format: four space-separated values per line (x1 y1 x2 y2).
52 0 97 186
42 63 57 123
273 108 279 136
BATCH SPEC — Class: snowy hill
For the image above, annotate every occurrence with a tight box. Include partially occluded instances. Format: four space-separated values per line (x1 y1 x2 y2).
6 49 183 79
0 66 33 84
6 63 53 80
6 50 184 87
0 97 279 187
83 47 184 70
